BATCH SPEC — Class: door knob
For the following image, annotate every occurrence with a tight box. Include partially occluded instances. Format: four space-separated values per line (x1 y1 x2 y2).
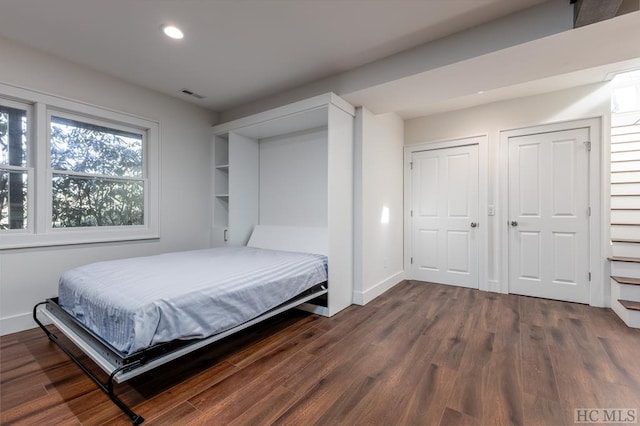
470 222 478 228
510 221 518 227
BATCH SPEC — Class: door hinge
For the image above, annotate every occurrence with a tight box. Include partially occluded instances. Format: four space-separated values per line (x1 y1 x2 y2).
411 210 413 217
584 141 591 152
411 257 413 265
588 272 591 282
410 162 414 170
587 206 591 216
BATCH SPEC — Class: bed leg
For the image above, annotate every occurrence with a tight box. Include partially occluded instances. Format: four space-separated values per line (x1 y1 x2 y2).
108 366 145 425
33 302 145 425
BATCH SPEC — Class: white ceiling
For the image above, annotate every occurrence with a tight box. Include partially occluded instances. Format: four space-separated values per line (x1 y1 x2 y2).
0 0 553 114
0 0 639 119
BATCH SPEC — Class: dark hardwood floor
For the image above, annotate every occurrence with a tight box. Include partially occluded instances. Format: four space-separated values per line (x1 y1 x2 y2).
2 281 640 425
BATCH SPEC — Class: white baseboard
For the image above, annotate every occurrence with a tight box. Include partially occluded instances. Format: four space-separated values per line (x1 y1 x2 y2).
353 271 405 305
1 311 45 336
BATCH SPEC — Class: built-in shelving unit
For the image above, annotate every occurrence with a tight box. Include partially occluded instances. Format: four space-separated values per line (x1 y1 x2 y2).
212 135 229 246
210 93 356 316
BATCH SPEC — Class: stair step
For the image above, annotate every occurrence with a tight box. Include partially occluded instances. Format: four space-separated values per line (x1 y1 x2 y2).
611 224 640 227
609 256 640 263
612 238 640 243
619 299 640 311
612 276 640 286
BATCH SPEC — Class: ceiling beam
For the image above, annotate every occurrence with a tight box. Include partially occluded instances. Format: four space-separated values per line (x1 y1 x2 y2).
572 0 624 27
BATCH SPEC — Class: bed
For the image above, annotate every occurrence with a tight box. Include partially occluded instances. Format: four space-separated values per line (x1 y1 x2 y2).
33 225 329 424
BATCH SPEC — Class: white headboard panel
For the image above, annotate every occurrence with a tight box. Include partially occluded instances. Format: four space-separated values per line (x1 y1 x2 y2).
247 225 329 256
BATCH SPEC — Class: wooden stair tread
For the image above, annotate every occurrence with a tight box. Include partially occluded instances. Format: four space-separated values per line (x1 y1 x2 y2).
618 299 640 311
611 223 640 226
611 276 640 286
609 256 640 263
611 208 640 211
611 238 640 243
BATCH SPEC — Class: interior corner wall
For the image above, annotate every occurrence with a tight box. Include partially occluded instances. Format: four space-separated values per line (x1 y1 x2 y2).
0 36 216 335
404 82 612 292
353 107 405 305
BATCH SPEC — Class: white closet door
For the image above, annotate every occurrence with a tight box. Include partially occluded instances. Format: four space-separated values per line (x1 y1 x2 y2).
410 145 479 288
508 128 590 303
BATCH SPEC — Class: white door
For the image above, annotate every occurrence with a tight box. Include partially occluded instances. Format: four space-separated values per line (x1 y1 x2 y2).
410 145 479 288
508 128 590 303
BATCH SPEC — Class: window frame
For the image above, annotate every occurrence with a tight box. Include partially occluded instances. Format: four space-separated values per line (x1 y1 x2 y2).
0 97 33 234
0 82 159 249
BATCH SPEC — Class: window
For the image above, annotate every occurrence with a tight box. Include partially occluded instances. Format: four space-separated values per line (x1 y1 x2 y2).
0 100 30 231
0 83 158 249
612 69 640 113
50 114 145 228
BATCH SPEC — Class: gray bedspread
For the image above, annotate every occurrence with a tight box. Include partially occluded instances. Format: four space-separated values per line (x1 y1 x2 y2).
58 246 327 354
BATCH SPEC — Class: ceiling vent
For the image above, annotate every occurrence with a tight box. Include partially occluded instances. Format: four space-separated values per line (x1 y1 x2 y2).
181 89 205 99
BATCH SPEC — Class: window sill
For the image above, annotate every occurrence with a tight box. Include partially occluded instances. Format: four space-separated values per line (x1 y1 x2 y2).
0 228 159 250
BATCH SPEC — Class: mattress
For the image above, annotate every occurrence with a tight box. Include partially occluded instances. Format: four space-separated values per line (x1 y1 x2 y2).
58 246 328 354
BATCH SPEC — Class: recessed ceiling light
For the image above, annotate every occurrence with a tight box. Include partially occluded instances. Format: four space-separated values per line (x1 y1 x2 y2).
162 25 184 40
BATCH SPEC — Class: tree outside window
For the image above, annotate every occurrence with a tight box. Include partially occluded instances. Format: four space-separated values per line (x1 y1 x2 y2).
49 115 145 228
0 104 28 230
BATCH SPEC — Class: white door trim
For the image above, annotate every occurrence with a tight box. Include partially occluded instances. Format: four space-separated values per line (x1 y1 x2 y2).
404 135 489 291
499 118 604 306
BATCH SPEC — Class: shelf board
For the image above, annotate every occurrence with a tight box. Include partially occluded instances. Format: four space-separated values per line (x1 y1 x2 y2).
215 194 229 198
215 164 229 171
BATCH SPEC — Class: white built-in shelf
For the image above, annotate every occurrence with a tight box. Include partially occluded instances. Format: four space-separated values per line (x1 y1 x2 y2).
216 164 229 172
215 194 229 199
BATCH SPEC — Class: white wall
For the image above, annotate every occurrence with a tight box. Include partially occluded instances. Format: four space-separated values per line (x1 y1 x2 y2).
0 37 216 334
405 82 611 298
353 108 405 304
259 129 328 227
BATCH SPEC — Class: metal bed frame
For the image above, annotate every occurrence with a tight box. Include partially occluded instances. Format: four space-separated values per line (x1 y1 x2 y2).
33 283 328 425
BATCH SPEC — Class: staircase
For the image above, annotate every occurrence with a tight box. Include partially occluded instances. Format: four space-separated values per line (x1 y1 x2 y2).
610 110 640 328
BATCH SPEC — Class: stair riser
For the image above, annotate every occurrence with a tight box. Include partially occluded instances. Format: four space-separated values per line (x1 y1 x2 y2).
612 124 640 135
610 261 640 277
611 226 640 239
612 161 640 173
612 114 640 126
611 210 640 223
611 196 640 208
612 152 640 163
611 279 640 300
611 183 640 195
611 139 640 149
611 299 640 328
612 171 640 183
611 243 640 258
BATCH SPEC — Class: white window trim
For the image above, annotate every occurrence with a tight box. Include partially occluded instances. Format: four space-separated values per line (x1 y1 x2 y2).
0 82 159 249
0 97 33 235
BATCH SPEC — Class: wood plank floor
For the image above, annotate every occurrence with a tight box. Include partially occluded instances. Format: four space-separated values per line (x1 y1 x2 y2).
2 280 640 425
